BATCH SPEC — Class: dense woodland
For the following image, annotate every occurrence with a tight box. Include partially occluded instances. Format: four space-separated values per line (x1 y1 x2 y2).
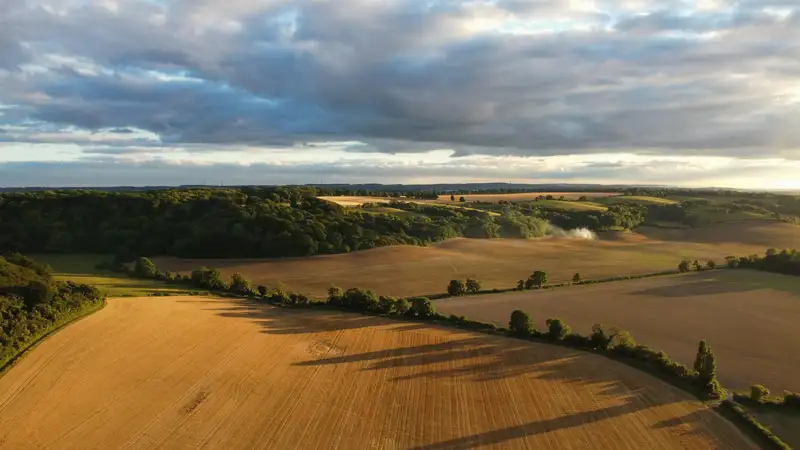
0 254 104 368
727 249 800 276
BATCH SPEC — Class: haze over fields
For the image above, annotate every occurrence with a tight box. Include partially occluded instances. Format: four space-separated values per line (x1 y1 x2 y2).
1 1 800 188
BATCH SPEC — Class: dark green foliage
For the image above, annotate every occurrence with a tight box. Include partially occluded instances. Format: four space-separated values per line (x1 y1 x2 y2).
727 248 800 276
678 259 691 273
342 288 378 311
395 298 410 316
410 297 435 318
516 279 524 290
751 384 770 403
706 260 717 269
327 286 344 305
459 196 466 202
590 324 612 351
528 271 548 289
190 267 227 290
465 278 481 294
229 272 252 295
1 255 105 369
447 279 466 296
784 392 800 409
725 256 739 268
134 257 158 278
545 318 570 340
377 296 397 314
257 285 268 297
610 328 636 350
718 402 792 450
694 340 717 385
508 310 534 335
572 272 581 283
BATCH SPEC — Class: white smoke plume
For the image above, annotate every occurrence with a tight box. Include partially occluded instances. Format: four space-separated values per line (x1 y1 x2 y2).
546 223 598 240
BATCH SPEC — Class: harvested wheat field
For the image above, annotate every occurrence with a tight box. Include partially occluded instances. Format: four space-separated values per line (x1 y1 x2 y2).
318 195 392 206
437 270 800 394
435 192 619 202
0 296 754 450
153 222 799 299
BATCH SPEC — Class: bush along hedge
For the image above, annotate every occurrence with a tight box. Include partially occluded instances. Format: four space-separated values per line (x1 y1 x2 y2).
717 401 791 450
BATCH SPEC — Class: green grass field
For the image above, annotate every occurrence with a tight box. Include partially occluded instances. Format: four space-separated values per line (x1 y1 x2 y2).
33 254 205 297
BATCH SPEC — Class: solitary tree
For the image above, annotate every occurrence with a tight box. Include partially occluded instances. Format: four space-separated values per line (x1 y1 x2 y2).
572 272 582 284
509 310 534 335
465 278 482 294
447 279 466 296
450 194 456 201
530 271 548 289
678 259 691 273
693 340 717 385
134 257 157 278
459 196 466 202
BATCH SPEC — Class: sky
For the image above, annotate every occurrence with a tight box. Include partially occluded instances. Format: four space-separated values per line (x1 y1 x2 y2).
1 0 799 188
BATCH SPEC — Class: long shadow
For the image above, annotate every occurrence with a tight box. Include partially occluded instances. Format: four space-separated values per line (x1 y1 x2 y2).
630 277 757 298
408 400 639 450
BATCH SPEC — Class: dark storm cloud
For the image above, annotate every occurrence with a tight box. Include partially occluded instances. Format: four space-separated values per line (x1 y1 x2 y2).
1 0 799 158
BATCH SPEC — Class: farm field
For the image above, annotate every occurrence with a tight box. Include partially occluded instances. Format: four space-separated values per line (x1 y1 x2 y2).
31 254 205 297
599 196 679 205
153 222 800 299
0 295 755 449
435 192 619 202
317 195 392 206
436 270 800 394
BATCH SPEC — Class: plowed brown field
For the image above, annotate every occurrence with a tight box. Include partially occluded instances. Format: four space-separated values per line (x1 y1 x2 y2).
436 270 800 394
153 222 800 299
0 296 754 449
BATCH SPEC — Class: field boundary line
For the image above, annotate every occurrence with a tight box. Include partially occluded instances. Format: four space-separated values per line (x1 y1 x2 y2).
0 298 107 379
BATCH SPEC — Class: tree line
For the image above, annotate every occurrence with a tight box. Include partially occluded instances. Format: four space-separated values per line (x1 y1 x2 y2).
725 248 800 277
1 254 105 369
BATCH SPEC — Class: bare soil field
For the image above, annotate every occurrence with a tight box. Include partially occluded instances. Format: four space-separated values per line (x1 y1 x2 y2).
436 270 800 394
153 222 799 299
0 296 754 449
435 192 619 202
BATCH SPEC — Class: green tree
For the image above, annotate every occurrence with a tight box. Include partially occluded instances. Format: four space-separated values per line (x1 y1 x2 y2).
692 260 702 271
693 340 717 385
706 260 717 270
411 297 435 318
459 196 466 202
590 324 612 350
545 318 570 340
229 272 251 295
395 298 410 315
530 271 548 289
725 256 739 268
509 310 534 335
447 279 466 296
609 327 636 349
750 384 770 403
450 194 455 201
516 279 525 290
465 278 482 294
678 259 691 273
377 296 397 314
327 286 344 305
134 257 157 278
572 272 582 283
257 285 268 297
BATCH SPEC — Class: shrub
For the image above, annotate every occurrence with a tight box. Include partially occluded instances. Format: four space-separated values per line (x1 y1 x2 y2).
610 327 636 350
465 278 482 294
229 272 251 295
395 298 410 316
545 318 570 340
783 392 800 409
563 333 591 348
590 324 612 351
447 280 466 296
725 256 739 268
508 310 534 336
410 297 436 318
751 384 770 403
706 260 717 270
327 286 344 306
257 285 268 297
528 271 548 289
516 280 525 290
343 288 378 311
134 257 158 278
572 272 581 283
678 259 691 273
190 267 226 290
377 296 397 314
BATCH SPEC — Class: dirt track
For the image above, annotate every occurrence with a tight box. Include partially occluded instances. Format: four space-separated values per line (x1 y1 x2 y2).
437 270 800 394
0 296 754 449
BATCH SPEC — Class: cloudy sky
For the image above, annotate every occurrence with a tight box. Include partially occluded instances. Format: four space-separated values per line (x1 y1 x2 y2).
1 0 799 188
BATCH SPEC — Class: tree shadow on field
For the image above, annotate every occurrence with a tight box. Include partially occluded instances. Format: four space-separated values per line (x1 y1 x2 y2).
630 277 756 298
204 300 382 335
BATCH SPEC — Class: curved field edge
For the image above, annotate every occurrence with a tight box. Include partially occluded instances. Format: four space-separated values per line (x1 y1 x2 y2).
0 298 107 378
0 296 755 450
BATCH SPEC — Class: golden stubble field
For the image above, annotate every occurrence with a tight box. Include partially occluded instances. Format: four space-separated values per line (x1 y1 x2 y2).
318 192 618 206
153 222 800 299
436 270 800 395
0 296 754 450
